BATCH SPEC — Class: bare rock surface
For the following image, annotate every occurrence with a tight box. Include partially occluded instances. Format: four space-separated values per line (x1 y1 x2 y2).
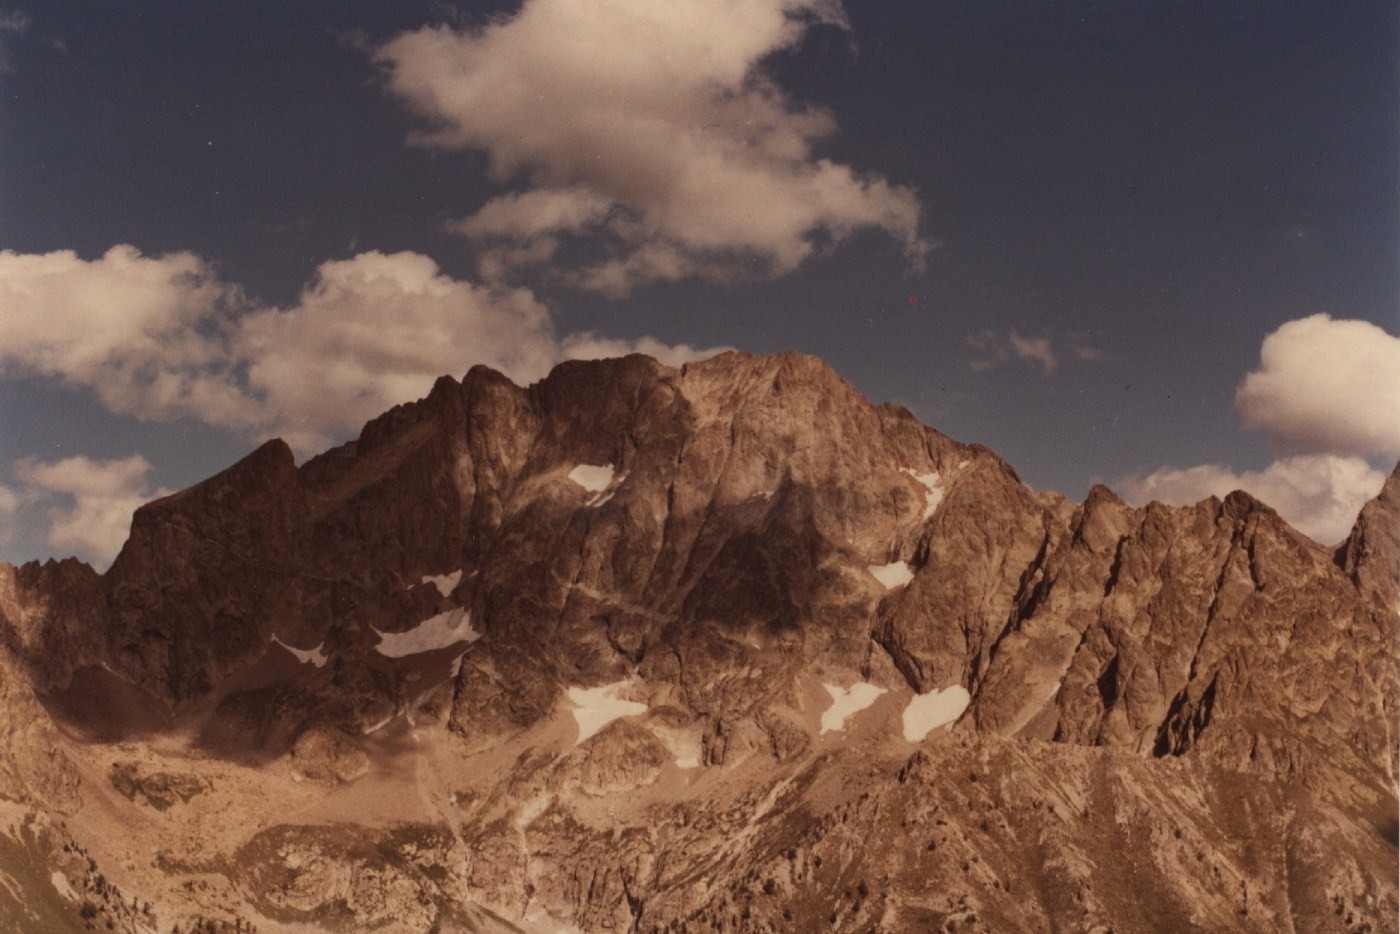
0 351 1393 932
109 761 207 811
0 645 79 814
289 727 371 787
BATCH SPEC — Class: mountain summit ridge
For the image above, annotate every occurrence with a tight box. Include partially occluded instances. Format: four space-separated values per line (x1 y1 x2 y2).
0 350 1395 932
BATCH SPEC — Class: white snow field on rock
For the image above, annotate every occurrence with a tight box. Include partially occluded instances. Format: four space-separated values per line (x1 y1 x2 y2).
372 608 480 658
902 685 971 741
820 682 887 734
420 570 463 597
567 463 620 507
868 561 914 590
901 467 945 520
566 680 649 744
567 463 615 492
271 635 329 668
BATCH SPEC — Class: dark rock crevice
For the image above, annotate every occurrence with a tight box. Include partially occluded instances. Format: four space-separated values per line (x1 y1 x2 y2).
1153 670 1219 758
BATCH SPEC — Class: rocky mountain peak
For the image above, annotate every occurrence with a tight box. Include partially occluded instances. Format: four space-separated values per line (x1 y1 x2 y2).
0 351 1393 932
1341 460 1400 610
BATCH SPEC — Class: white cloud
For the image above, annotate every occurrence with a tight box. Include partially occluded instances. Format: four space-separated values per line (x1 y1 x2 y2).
1235 314 1400 459
1118 454 1387 544
13 455 170 566
373 0 927 295
451 187 615 241
234 251 566 450
1007 333 1058 374
559 333 726 370
0 246 728 453
0 246 256 428
965 329 1107 375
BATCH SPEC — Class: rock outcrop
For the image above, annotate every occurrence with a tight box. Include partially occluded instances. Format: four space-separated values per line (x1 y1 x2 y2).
0 644 79 813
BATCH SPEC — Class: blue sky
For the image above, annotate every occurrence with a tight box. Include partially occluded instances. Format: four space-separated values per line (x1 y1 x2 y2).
1 0 1397 566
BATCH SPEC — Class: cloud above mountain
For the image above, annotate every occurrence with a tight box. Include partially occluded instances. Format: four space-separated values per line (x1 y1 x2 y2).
0 246 725 453
1122 314 1399 543
0 245 253 427
373 0 927 296
1235 314 1400 459
11 454 169 566
1119 454 1386 544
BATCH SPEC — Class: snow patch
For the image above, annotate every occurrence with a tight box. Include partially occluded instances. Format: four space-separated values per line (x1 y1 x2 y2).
820 682 887 734
868 561 914 590
362 714 394 735
568 463 620 507
568 463 615 492
901 467 946 520
902 685 971 741
420 570 463 597
372 608 480 658
50 870 78 903
272 635 329 668
566 680 648 745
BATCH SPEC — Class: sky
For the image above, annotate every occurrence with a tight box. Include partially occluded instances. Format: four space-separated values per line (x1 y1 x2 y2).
1 0 1397 567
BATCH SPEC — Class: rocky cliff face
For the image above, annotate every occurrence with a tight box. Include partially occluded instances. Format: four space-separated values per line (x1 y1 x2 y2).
0 351 1394 933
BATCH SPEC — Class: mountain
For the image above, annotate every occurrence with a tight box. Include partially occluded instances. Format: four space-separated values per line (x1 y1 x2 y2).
0 351 1395 932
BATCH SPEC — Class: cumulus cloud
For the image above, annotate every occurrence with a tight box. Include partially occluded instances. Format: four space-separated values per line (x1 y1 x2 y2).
452 187 615 241
373 0 927 295
0 246 257 427
0 245 727 453
233 251 567 450
1119 454 1387 544
965 329 1107 375
1235 314 1400 459
14 455 170 566
1125 314 1399 545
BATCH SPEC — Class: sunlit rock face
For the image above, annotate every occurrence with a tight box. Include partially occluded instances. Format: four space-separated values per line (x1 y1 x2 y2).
0 351 1395 932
